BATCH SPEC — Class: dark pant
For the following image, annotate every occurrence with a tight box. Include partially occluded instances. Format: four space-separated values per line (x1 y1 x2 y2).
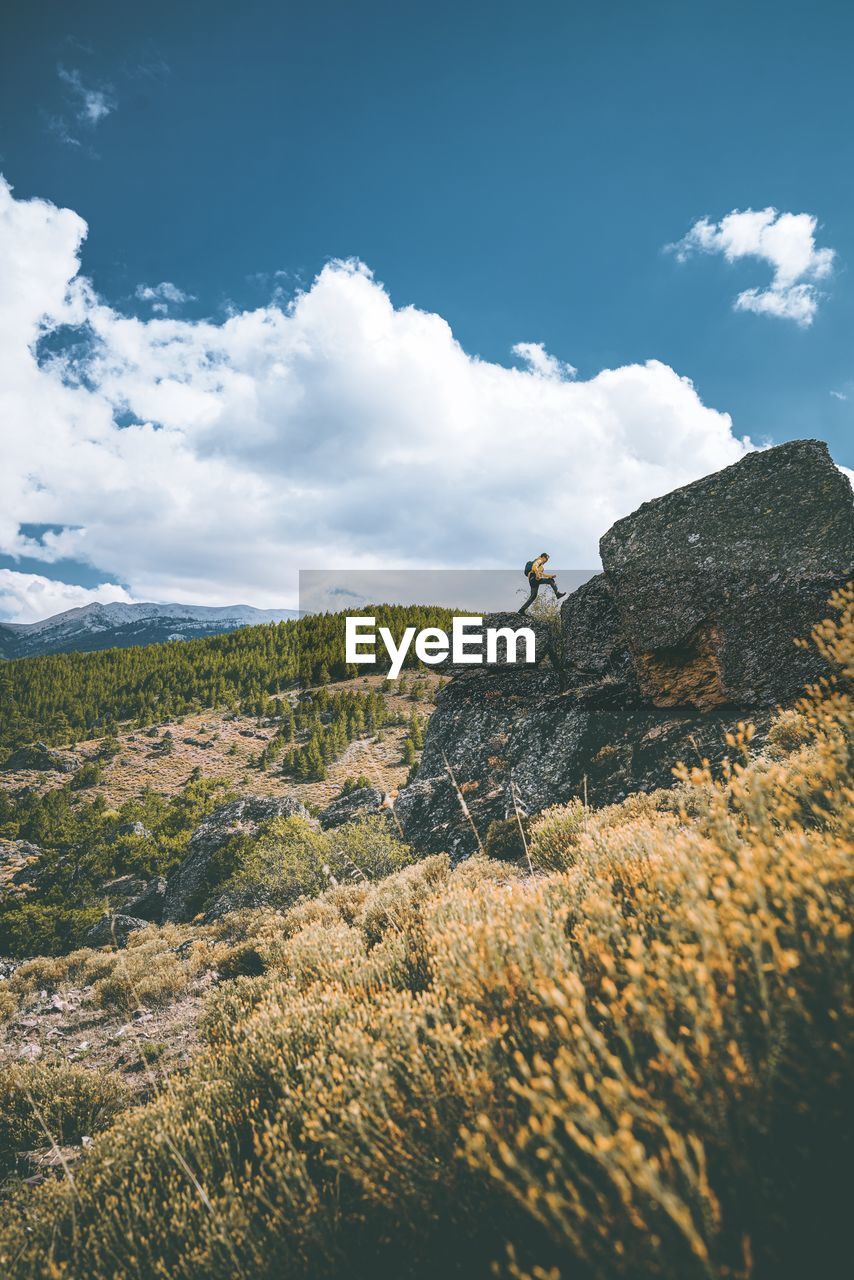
518 574 558 614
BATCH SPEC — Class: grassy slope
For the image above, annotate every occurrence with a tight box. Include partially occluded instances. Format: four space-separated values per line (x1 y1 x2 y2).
0 589 850 1280
0 672 440 812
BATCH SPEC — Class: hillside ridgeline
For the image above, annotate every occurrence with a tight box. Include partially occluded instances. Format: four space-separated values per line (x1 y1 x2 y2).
0 605 454 753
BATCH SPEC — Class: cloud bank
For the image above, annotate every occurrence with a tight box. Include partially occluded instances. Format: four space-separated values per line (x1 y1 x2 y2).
671 207 835 325
0 571 132 626
0 176 755 622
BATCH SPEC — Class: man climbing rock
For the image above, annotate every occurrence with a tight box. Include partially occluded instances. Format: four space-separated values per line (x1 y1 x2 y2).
518 552 566 614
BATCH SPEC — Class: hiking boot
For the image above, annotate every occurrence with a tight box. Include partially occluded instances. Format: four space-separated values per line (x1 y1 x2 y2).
556 590 567 599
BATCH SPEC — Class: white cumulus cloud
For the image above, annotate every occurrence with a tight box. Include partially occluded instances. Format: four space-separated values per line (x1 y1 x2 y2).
0 570 132 625
0 174 759 622
670 207 835 326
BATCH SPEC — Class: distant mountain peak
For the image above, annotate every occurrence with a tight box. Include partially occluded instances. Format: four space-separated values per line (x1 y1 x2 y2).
0 601 299 660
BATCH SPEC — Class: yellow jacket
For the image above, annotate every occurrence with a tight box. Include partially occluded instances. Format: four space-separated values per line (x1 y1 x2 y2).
530 554 549 580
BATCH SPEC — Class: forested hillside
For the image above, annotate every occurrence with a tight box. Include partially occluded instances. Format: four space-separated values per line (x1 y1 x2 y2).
0 606 455 753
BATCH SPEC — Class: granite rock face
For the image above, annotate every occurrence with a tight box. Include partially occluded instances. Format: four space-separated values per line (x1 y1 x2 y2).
560 574 635 683
395 440 852 857
599 439 853 709
393 668 767 857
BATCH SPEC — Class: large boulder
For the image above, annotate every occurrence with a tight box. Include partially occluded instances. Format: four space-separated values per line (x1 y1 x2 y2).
318 786 387 830
396 440 851 856
560 574 635 682
163 795 311 923
599 439 853 709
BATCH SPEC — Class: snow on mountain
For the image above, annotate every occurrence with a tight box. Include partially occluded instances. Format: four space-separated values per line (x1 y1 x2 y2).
0 602 299 659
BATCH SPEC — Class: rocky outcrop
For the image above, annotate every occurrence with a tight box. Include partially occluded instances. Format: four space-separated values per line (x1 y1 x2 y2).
96 872 167 922
599 439 853 709
396 440 853 857
434 612 555 679
84 913 150 949
1 841 42 892
126 876 168 923
318 786 387 829
2 742 77 773
100 875 148 904
163 795 311 923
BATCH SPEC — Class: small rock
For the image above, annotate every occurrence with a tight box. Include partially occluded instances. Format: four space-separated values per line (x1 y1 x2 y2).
318 786 388 829
117 820 152 839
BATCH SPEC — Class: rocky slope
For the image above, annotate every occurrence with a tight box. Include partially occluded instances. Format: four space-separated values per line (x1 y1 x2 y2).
0 602 298 660
396 439 854 855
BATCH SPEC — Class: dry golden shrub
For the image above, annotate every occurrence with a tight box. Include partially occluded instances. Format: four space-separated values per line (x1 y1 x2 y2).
2 924 235 1019
0 984 17 1023
0 1062 128 1176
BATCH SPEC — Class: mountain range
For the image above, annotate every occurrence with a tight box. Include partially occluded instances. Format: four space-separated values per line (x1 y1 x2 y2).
0 601 299 660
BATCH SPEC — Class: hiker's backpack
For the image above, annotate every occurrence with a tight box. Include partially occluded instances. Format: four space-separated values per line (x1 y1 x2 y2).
524 560 534 576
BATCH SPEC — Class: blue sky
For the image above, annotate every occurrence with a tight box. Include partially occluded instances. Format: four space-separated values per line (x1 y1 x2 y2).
0 0 852 619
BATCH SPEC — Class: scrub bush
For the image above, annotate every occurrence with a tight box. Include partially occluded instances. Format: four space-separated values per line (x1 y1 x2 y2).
0 1063 128 1177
